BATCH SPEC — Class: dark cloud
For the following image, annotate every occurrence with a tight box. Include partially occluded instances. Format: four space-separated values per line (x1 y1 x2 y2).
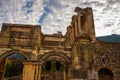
103 0 120 11
0 0 3 7
27 10 33 14
117 22 120 26
104 23 114 28
107 0 120 5
92 1 105 7
80 0 106 9
112 27 120 34
80 2 92 6
102 5 112 11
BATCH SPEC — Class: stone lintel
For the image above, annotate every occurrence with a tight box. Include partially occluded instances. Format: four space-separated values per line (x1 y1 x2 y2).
23 61 43 65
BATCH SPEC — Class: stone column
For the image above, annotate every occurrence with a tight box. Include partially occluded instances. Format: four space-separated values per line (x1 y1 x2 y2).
75 19 78 37
37 63 42 80
34 63 42 80
83 47 89 70
77 15 82 35
71 26 75 43
88 69 99 80
72 45 80 70
22 61 42 80
64 66 70 80
64 69 66 80
68 68 71 80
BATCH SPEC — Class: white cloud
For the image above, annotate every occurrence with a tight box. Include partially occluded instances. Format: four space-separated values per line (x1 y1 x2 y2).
0 0 120 37
41 0 84 34
0 0 43 25
82 0 120 36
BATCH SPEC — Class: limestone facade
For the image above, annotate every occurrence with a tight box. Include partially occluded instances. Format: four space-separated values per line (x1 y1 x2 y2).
0 7 120 80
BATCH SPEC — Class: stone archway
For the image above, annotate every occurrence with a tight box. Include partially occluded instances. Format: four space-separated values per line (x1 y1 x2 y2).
39 51 71 80
98 68 114 80
0 50 31 63
40 51 70 63
0 50 31 80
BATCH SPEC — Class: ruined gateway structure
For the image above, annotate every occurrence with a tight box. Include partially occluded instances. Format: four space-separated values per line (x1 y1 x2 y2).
0 7 120 80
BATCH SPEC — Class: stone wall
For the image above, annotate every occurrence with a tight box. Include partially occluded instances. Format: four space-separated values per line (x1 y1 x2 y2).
0 7 120 80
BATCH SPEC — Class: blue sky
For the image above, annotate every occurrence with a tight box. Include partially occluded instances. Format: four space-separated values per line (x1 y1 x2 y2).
0 0 120 36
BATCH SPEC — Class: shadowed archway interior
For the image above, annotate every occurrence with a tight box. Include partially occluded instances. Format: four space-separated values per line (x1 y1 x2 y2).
98 68 113 80
41 60 64 80
39 51 71 80
0 51 29 80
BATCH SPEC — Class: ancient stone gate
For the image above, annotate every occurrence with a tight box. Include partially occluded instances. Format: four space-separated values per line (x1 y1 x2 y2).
0 7 120 80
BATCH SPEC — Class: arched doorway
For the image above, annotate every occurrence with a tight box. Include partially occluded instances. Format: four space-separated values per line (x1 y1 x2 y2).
98 68 113 80
42 60 64 80
39 51 71 80
0 50 30 80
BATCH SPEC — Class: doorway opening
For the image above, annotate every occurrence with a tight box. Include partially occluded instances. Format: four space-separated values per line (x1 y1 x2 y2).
41 60 64 80
0 53 27 80
98 68 113 80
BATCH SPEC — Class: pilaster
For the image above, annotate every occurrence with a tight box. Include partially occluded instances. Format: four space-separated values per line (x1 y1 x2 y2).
22 61 42 80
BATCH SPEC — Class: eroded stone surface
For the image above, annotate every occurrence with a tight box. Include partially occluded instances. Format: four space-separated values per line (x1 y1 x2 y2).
0 7 120 80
